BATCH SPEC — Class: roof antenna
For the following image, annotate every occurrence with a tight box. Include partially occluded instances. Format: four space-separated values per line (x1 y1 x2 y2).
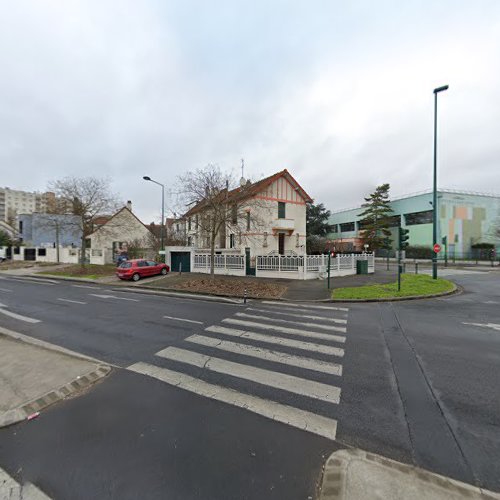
240 158 246 186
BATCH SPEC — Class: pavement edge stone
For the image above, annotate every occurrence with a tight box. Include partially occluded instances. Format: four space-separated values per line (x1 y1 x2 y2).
318 448 500 500
0 365 112 428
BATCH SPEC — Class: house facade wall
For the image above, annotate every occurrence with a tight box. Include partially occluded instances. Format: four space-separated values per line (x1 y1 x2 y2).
88 209 152 257
184 175 308 257
17 213 81 247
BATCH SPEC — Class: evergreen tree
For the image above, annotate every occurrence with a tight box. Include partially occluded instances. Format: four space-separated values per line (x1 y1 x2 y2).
306 203 333 236
358 184 393 251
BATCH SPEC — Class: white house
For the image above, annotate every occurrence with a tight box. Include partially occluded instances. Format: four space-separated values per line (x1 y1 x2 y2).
87 202 154 263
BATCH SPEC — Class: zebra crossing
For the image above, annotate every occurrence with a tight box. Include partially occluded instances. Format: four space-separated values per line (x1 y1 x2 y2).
128 301 348 441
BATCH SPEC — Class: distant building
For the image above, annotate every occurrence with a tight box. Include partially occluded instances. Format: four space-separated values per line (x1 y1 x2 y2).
17 213 82 247
328 189 500 256
0 187 55 223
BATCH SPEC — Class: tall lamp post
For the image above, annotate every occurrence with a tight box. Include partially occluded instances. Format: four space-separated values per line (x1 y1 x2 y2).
143 176 165 262
432 85 449 279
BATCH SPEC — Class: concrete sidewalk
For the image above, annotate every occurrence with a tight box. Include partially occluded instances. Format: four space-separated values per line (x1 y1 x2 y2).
0 330 111 427
320 449 500 500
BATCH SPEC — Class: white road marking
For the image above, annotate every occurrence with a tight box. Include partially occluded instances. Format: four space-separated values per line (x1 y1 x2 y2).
207 325 344 356
0 287 13 292
164 315 204 325
463 322 500 331
128 362 338 440
0 303 41 323
235 312 347 333
186 334 342 375
222 318 346 343
89 294 140 302
8 277 56 285
246 307 347 324
57 298 87 305
262 301 349 312
156 347 341 404
72 284 98 289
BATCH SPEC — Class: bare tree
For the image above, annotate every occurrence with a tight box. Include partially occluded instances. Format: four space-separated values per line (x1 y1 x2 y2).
48 177 120 265
177 164 271 278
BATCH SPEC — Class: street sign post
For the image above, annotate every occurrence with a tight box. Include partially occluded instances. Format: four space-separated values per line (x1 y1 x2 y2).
433 243 441 253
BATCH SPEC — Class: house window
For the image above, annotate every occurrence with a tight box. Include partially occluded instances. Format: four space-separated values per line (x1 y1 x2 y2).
296 233 300 247
231 205 237 224
187 236 192 246
229 234 235 248
404 210 433 226
278 201 286 219
340 222 355 232
188 217 191 231
176 223 180 232
246 211 251 231
195 214 199 228
263 232 268 247
19 221 23 233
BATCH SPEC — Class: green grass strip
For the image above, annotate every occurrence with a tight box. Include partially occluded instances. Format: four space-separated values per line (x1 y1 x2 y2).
332 273 454 300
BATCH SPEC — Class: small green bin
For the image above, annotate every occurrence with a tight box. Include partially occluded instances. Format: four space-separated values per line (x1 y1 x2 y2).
356 259 368 275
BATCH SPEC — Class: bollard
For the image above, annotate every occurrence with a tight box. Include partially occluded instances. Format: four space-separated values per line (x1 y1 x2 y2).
243 288 247 304
415 262 418 274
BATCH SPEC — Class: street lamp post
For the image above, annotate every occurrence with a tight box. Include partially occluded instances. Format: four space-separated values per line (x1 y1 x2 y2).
432 85 449 279
143 176 165 263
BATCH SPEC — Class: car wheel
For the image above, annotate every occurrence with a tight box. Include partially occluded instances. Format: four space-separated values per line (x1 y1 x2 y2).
161 268 167 275
132 273 140 282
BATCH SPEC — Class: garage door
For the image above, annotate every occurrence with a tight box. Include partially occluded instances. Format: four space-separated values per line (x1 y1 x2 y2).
171 252 191 272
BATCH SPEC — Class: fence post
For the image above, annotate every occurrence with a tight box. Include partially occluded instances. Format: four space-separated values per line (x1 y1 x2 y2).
278 255 281 275
351 254 355 273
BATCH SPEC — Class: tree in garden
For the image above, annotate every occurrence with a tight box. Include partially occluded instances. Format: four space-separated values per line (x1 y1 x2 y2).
358 183 393 251
306 202 333 253
48 177 121 265
177 164 269 278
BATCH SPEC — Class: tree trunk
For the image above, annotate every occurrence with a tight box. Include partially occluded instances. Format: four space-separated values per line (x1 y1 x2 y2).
210 237 215 280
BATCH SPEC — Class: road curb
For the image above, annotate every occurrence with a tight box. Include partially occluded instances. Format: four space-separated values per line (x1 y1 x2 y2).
0 365 112 428
319 448 500 500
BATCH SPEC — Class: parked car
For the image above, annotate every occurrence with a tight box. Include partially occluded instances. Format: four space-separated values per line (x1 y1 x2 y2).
116 259 170 281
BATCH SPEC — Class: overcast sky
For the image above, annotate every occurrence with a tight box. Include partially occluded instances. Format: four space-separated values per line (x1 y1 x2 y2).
1 1 499 223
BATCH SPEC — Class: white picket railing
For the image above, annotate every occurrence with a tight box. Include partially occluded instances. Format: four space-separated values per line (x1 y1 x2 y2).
193 254 245 270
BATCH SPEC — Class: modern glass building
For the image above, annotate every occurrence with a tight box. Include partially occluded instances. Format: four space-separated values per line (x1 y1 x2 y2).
328 190 500 257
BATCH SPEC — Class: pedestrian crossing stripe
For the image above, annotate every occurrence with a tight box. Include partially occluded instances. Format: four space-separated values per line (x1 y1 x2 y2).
186 334 342 375
222 318 346 343
206 325 345 356
235 312 347 333
245 307 347 324
128 362 338 440
262 301 349 312
156 346 341 404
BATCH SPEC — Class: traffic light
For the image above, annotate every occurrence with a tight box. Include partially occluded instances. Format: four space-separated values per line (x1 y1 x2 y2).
399 227 410 250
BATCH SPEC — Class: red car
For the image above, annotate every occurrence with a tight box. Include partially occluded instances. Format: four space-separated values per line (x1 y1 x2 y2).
116 259 170 281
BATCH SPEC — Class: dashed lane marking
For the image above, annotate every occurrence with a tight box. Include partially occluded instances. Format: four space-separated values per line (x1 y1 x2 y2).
57 298 87 305
0 303 41 323
222 318 346 343
0 287 13 292
89 294 140 302
156 346 341 404
128 362 338 440
186 334 342 375
206 325 344 357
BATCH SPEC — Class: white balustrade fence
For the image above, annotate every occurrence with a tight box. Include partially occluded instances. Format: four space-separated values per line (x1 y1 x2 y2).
193 253 245 276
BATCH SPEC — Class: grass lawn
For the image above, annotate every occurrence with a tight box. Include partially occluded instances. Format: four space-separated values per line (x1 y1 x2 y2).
332 273 455 300
39 264 117 280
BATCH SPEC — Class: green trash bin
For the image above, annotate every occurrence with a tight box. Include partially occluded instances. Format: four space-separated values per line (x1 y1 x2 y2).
356 259 368 275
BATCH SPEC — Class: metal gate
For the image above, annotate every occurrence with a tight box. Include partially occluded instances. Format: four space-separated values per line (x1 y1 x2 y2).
171 252 191 272
24 248 36 261
245 248 255 276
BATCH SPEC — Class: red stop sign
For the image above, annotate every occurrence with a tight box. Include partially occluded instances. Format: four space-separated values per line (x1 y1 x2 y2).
433 243 441 253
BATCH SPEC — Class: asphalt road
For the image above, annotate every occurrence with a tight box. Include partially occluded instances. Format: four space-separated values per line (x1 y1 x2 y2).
0 270 498 499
